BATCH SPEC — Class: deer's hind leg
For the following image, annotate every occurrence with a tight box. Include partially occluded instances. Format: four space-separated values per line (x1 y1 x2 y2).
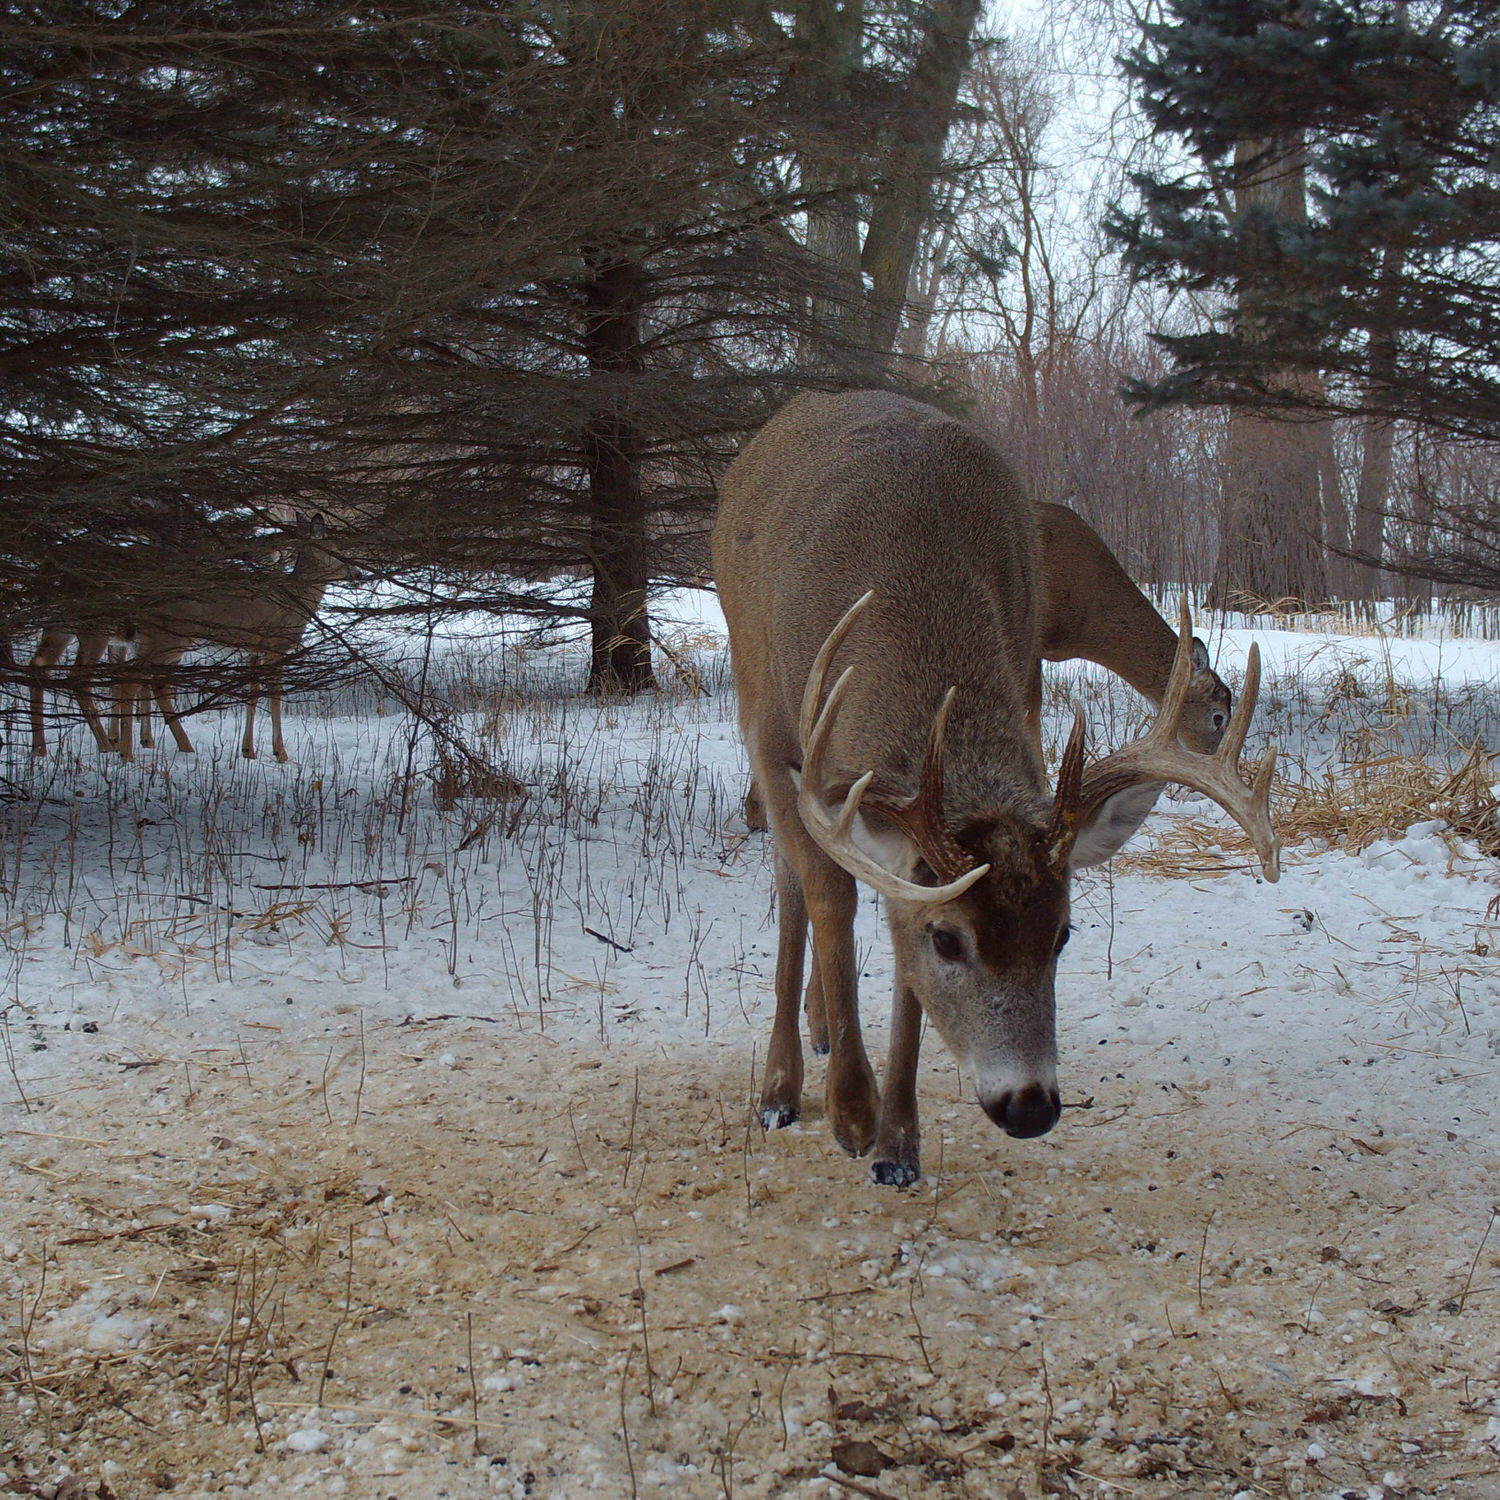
743 778 768 831
147 651 195 752
803 961 829 1054
759 845 809 1131
136 682 155 749
29 628 69 757
69 630 120 755
266 658 289 762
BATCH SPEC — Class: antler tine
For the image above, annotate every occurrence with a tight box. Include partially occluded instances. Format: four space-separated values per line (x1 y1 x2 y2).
1160 600 1197 730
799 590 874 747
881 685 979 884
1131 600 1197 758
794 593 989 905
1218 640 1259 767
801 662 857 810
921 686 957 802
1045 705 1088 861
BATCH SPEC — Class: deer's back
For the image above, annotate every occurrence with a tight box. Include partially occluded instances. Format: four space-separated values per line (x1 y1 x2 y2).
713 391 1043 802
135 582 323 656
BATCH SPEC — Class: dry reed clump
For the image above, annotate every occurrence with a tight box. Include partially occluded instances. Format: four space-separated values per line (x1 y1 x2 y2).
1121 746 1500 878
1274 742 1500 856
1218 589 1500 640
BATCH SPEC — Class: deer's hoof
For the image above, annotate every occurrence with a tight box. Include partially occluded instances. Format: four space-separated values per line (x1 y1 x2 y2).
760 1103 798 1131
827 1066 879 1157
869 1159 920 1189
829 1111 878 1159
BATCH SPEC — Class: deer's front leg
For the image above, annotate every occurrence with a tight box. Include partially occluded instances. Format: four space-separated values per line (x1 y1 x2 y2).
759 847 808 1130
266 661 289 762
870 983 923 1187
29 631 66 757
807 867 879 1157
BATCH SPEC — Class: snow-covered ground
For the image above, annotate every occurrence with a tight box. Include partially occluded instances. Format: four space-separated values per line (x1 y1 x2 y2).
3 598 1500 1500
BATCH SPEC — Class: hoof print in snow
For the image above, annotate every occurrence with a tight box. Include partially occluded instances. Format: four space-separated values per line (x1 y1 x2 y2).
869 1159 919 1188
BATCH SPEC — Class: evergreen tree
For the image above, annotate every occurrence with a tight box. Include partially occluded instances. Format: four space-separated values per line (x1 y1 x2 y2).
1109 0 1500 443
3 0 970 698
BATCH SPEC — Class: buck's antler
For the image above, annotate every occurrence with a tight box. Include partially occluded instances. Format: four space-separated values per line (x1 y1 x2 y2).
796 591 991 903
1055 603 1280 881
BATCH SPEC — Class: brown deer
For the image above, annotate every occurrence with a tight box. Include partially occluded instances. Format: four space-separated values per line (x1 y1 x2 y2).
712 391 1277 1185
740 500 1232 830
118 514 346 763
1029 502 1230 751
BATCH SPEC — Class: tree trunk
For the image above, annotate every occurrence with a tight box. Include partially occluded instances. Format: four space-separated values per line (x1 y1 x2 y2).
1212 134 1328 608
793 0 979 365
1214 411 1327 606
1313 419 1349 597
1404 431 1435 608
794 0 865 364
583 257 655 694
1350 319 1398 599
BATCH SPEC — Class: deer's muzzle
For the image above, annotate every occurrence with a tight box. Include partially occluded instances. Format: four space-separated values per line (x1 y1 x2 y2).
980 1082 1062 1139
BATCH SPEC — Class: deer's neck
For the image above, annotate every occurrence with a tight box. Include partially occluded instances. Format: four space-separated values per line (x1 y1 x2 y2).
1040 572 1176 705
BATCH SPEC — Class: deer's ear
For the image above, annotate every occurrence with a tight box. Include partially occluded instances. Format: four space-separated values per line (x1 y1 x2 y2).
1190 636 1210 673
788 767 920 878
1068 783 1164 870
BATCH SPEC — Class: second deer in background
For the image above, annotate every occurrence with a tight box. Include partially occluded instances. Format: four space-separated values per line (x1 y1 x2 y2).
117 513 347 763
1029 502 1231 754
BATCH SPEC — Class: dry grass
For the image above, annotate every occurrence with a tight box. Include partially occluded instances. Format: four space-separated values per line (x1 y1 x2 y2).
1275 742 1500 857
1217 589 1500 641
6 1030 1498 1500
1120 746 1500 880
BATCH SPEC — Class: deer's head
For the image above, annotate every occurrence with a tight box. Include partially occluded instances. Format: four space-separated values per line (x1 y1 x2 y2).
795 593 1277 1141
1183 636 1233 753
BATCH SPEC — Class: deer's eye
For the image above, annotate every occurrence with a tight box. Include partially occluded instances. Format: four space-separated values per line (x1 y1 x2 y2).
1054 926 1071 956
931 927 965 963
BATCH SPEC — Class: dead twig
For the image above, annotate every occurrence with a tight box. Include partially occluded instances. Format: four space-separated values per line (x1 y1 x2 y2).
1197 1208 1216 1310
1457 1205 1499 1314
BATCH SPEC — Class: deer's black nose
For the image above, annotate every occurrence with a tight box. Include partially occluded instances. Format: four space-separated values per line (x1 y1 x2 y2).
981 1083 1061 1138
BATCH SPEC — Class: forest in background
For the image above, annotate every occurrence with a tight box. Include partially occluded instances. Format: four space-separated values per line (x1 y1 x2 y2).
3 0 1499 701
